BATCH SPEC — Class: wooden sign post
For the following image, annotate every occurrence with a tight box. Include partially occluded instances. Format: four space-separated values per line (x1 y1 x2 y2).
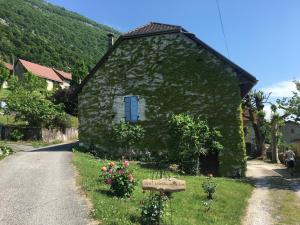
142 178 186 193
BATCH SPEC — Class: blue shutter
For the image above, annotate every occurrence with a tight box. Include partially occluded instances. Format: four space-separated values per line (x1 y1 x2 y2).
124 96 139 122
124 97 131 122
130 96 138 122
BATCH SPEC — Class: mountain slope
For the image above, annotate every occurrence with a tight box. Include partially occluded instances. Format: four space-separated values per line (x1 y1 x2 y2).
0 0 119 71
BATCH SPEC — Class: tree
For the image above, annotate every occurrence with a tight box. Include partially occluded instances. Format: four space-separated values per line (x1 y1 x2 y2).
243 90 270 159
269 105 284 163
272 81 300 162
168 113 223 175
71 60 88 85
6 72 67 128
0 61 10 88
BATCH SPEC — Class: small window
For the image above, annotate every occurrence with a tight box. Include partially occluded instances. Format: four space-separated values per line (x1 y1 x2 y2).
124 96 139 122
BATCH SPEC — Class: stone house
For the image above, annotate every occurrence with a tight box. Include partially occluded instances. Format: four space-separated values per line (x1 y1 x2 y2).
77 22 257 176
280 121 300 156
14 59 72 90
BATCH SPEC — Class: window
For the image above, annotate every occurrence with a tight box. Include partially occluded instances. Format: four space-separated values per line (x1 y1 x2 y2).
124 96 139 122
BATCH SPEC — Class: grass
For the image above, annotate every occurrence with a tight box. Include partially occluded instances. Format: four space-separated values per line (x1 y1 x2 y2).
270 178 300 225
73 151 253 225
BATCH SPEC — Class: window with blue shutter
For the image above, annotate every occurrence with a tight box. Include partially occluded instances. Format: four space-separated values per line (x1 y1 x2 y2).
124 96 139 122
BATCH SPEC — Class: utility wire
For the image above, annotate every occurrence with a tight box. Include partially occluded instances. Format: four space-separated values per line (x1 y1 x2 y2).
215 0 230 58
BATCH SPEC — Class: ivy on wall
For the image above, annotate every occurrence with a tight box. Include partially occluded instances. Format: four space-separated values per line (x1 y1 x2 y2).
79 33 246 176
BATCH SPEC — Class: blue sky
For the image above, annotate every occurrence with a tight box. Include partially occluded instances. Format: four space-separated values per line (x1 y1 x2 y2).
47 0 300 95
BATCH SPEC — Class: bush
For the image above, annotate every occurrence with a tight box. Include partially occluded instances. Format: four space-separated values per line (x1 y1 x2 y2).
10 129 24 141
0 145 12 157
168 113 223 174
202 174 217 199
140 193 168 225
112 122 145 159
100 160 136 198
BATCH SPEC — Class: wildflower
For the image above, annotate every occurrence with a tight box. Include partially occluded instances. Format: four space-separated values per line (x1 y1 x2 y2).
101 166 107 172
109 162 115 167
108 169 113 174
123 160 129 167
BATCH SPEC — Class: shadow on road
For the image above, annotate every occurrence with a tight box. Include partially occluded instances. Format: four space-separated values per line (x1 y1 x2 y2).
26 142 78 153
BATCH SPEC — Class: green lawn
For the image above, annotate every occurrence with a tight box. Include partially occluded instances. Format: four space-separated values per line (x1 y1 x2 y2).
73 151 253 225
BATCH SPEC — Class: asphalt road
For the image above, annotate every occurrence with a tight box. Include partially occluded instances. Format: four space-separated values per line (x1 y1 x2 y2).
0 143 90 225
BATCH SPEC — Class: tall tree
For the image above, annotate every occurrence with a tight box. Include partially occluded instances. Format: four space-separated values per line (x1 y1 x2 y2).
71 60 89 85
243 90 270 159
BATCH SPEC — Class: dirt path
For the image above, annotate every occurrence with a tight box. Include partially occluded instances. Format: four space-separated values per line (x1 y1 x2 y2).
0 143 90 225
243 160 300 225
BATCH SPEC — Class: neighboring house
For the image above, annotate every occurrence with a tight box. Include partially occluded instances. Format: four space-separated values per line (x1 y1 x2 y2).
281 121 300 156
54 69 72 88
14 59 71 90
77 22 257 176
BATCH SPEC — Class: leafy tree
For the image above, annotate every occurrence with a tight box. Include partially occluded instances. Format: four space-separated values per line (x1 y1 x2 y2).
168 113 223 175
0 61 10 88
243 90 270 159
269 105 284 163
6 72 66 128
71 60 89 85
272 81 300 162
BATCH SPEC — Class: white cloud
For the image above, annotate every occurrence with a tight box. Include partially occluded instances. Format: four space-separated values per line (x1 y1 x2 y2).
261 80 298 98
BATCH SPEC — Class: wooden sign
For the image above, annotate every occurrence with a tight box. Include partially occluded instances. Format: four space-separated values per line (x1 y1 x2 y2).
142 178 186 192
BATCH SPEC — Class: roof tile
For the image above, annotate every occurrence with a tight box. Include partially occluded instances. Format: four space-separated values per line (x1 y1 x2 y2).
19 59 63 83
54 69 72 80
123 22 186 37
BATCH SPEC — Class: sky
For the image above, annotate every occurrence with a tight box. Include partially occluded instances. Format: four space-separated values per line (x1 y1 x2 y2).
47 0 300 99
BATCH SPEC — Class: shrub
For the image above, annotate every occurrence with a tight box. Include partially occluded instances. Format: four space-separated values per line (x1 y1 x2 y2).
168 113 223 174
0 145 12 157
100 160 136 198
202 174 217 199
140 193 168 225
112 122 145 159
10 129 24 141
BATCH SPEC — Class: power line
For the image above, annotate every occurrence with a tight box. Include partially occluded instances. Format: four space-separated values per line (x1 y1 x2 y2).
215 0 230 58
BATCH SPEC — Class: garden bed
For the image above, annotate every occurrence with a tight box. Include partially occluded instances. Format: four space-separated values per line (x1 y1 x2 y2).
73 151 253 225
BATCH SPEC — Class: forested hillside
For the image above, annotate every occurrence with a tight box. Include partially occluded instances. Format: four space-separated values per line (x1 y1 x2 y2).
0 0 119 71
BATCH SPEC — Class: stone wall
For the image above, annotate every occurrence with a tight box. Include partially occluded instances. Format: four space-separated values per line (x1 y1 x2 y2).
0 125 78 142
79 33 246 176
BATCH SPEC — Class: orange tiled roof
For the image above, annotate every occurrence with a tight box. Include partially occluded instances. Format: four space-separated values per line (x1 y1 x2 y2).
54 69 72 81
19 59 63 83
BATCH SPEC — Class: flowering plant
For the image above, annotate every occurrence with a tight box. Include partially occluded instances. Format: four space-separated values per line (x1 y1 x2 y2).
100 160 136 198
140 192 168 225
202 173 217 199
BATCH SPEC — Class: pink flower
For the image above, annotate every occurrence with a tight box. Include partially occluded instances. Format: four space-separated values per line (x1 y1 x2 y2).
108 169 113 174
118 169 125 175
106 178 112 185
123 160 129 167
